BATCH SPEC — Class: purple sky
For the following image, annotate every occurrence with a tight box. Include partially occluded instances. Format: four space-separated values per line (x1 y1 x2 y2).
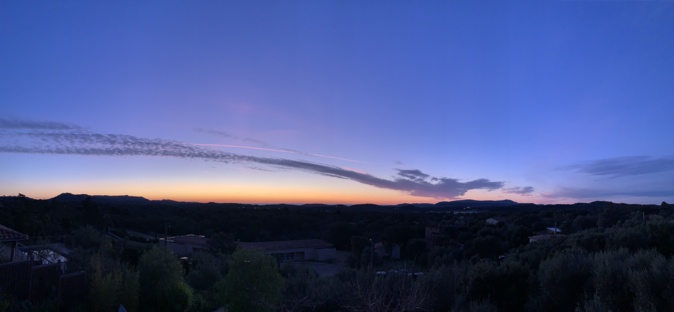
1 1 673 204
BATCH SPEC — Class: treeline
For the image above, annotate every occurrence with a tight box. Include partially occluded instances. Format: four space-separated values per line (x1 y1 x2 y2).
1 195 673 311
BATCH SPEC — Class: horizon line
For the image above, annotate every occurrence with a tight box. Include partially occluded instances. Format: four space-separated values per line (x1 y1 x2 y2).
6 192 656 207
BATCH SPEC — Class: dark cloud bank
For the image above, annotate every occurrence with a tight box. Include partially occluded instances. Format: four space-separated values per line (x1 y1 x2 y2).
550 187 674 199
0 118 531 199
548 156 674 200
566 156 674 177
503 186 534 195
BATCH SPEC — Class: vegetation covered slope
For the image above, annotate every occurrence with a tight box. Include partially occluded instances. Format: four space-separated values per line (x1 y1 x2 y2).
1 194 672 311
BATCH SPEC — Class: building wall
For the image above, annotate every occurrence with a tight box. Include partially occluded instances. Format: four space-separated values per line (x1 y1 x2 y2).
269 247 336 262
315 248 337 261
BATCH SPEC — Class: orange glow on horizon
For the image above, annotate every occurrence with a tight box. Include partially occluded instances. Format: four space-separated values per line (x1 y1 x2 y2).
9 172 522 205
137 186 432 205
26 184 452 205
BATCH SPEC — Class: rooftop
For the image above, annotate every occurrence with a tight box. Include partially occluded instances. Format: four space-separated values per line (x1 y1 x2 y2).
238 239 334 252
0 224 29 242
171 234 208 248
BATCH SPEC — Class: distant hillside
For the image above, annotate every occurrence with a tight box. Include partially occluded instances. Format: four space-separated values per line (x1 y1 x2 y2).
53 193 150 205
48 193 517 209
434 199 518 209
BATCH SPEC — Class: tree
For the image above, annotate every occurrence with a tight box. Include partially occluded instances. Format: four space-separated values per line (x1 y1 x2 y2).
138 247 193 312
338 268 428 312
466 260 530 311
322 221 355 250
626 249 674 311
590 249 631 312
280 264 338 311
71 225 103 249
223 248 284 312
88 254 139 312
208 232 237 254
186 251 225 291
537 250 592 312
647 221 674 257
186 251 228 311
422 264 465 311
350 236 370 267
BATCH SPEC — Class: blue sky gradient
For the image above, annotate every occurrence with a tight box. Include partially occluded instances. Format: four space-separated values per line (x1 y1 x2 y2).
2 1 673 204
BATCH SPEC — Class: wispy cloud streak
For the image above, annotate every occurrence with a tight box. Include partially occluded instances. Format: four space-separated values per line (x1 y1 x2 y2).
196 127 366 163
565 156 674 177
547 187 673 199
548 155 674 200
0 118 81 130
1 119 515 199
504 186 534 195
189 143 298 155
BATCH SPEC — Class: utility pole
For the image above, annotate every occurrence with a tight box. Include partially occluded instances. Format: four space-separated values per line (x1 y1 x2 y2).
369 238 374 268
164 223 169 248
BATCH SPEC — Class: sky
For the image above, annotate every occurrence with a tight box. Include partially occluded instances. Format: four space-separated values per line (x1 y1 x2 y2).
1 1 673 205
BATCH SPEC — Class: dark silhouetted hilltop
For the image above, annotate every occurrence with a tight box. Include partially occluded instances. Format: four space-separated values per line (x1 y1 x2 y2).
53 193 151 205
435 199 518 209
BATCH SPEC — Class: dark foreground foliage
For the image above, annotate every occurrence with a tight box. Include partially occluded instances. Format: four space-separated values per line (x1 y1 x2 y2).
1 194 673 311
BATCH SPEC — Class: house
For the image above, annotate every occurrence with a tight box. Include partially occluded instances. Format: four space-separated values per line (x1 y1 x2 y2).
528 226 565 243
374 242 401 260
18 244 69 272
486 217 504 226
528 234 566 243
237 239 336 263
425 226 441 241
160 234 209 257
0 225 85 309
528 234 555 243
546 227 562 234
0 224 29 263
